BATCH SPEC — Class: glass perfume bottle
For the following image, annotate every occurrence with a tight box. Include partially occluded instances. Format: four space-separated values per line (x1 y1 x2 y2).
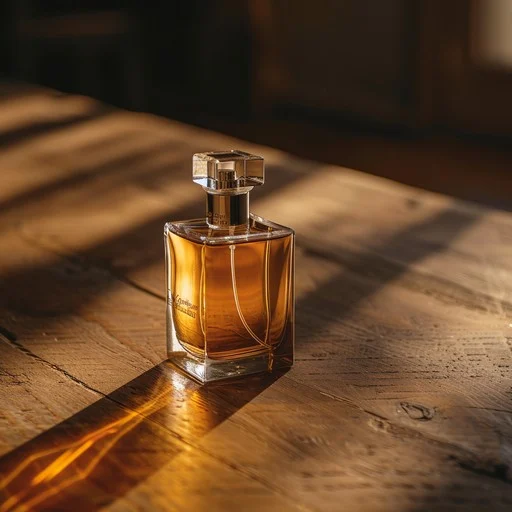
164 150 294 383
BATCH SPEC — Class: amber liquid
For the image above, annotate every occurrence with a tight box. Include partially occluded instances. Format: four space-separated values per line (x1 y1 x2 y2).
166 226 293 362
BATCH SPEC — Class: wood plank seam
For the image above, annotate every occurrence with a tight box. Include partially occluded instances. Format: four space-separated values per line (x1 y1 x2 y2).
0 333 104 400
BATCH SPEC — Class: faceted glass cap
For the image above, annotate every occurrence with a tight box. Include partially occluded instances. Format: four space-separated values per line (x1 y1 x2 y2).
193 150 264 191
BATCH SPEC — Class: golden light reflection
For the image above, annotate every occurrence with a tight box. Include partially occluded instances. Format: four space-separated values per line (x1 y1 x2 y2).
0 370 197 512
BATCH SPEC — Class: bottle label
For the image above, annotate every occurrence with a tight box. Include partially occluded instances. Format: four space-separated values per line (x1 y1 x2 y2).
169 293 199 319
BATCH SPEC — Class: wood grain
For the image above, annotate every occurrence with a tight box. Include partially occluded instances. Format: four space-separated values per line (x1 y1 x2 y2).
1 86 512 511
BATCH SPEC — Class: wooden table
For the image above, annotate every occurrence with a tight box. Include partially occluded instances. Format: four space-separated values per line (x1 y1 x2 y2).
1 85 512 511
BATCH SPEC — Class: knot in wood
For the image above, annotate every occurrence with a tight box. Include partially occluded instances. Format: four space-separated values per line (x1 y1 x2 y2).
400 402 435 421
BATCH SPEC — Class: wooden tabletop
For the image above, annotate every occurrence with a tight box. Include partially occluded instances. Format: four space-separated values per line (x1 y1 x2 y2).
1 85 512 511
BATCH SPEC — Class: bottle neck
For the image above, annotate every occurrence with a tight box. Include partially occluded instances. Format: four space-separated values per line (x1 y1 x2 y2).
206 191 250 228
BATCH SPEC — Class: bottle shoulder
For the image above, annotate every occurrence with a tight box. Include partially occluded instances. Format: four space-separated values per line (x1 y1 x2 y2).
165 214 294 246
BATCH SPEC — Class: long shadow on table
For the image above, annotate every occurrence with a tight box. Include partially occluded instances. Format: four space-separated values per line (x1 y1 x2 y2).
293 206 483 383
0 103 112 149
0 135 186 220
0 362 284 511
295 206 483 356
0 123 193 222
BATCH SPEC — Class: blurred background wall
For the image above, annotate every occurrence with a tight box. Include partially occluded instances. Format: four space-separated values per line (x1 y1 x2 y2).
1 0 512 208
2 0 512 135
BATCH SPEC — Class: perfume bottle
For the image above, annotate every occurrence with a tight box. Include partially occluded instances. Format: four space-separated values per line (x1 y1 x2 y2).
164 150 294 383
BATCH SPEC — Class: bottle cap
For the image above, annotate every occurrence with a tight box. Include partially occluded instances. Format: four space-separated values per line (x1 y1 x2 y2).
193 150 264 192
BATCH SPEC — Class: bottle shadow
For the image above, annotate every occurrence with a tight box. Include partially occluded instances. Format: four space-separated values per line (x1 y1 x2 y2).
0 362 286 511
